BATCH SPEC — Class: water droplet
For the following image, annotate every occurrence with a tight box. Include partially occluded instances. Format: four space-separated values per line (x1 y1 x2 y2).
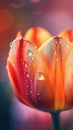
10 42 13 47
25 63 28 68
9 52 11 57
27 49 33 57
30 90 32 93
51 42 55 50
22 61 24 65
9 39 19 56
37 72 45 80
26 73 30 78
26 85 28 88
60 41 62 44
55 51 56 55
8 58 11 62
56 57 58 61
55 41 58 44
12 64 15 67
30 79 32 83
32 57 34 60
37 93 40 96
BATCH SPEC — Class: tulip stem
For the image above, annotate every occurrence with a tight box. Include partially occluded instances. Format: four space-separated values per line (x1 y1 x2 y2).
51 112 61 130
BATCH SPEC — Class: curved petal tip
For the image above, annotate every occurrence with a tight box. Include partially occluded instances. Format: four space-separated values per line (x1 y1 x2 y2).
59 30 73 42
24 27 51 48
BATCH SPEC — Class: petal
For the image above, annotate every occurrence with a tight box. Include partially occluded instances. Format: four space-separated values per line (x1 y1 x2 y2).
22 40 55 111
59 30 73 42
16 31 23 38
38 36 71 110
64 45 73 108
24 27 51 48
7 37 54 111
7 38 32 107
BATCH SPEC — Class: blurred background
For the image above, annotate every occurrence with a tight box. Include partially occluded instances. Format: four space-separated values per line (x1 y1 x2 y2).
0 0 73 130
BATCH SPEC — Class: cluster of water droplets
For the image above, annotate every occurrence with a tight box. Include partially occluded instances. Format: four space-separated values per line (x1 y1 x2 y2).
9 38 22 57
36 72 45 102
20 60 34 99
23 71 31 97
22 46 46 103
27 48 45 78
50 37 69 62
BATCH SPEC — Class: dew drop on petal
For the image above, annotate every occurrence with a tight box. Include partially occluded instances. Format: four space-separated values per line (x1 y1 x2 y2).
36 93 40 96
32 57 35 60
12 63 15 67
26 73 30 78
26 85 29 88
52 42 55 50
56 56 59 61
37 72 45 80
9 42 14 56
24 63 28 68
30 90 33 93
9 38 21 57
30 79 33 83
27 49 33 57
55 51 56 55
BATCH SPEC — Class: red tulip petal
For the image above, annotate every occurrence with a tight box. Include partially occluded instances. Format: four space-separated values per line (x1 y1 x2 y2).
59 30 73 42
7 37 32 107
38 36 71 110
7 61 32 106
24 27 51 48
7 37 55 111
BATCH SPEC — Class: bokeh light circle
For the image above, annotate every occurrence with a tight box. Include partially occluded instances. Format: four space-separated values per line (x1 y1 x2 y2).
0 9 13 31
30 0 41 3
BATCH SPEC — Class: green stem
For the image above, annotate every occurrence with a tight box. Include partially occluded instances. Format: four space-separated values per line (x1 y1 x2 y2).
51 112 61 130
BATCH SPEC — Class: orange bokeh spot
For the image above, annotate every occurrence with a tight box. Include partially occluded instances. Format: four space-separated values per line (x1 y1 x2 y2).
0 9 13 31
30 0 41 3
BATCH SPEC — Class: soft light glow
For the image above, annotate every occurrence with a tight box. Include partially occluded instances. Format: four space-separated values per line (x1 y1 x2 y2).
0 10 13 31
30 0 41 3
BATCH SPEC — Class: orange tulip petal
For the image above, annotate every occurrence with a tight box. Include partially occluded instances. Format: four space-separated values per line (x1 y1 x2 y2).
38 36 71 110
64 45 73 108
22 40 55 111
24 27 51 48
59 30 73 42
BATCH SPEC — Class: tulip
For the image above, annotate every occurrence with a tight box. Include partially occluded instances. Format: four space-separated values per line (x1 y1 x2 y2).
7 27 73 130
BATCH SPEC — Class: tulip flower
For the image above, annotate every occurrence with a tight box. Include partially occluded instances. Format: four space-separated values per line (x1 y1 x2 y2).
7 27 73 130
